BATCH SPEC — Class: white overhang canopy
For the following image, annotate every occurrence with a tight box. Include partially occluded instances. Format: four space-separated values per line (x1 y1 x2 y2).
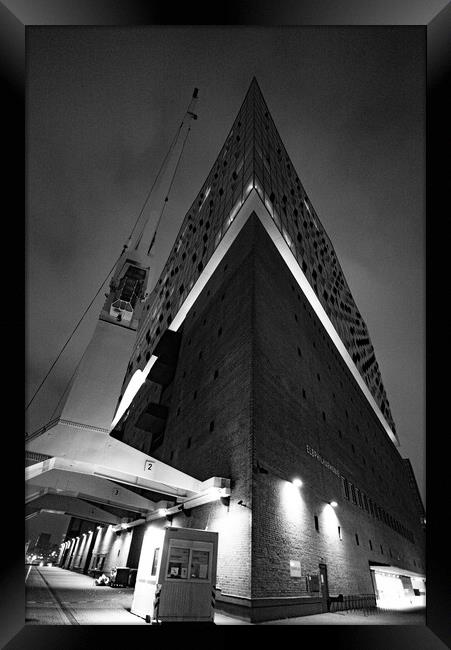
25 492 123 525
25 421 231 517
369 564 426 580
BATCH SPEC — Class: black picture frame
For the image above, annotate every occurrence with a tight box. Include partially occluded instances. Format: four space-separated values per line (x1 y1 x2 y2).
6 1 449 648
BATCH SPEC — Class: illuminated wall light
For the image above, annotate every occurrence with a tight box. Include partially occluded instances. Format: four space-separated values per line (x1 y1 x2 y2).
281 479 305 523
157 508 167 517
330 501 338 508
323 501 339 536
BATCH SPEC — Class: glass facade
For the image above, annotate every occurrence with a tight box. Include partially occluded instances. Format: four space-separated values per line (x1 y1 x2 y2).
119 78 396 436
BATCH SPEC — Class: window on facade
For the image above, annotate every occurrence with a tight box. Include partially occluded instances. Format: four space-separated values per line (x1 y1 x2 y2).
369 539 373 551
357 489 363 509
350 484 357 505
342 477 350 500
314 515 319 532
187 437 191 449
209 420 215 433
355 533 359 546
338 526 342 540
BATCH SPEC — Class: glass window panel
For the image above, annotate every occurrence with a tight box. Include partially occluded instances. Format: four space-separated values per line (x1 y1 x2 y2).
190 550 210 580
166 546 189 579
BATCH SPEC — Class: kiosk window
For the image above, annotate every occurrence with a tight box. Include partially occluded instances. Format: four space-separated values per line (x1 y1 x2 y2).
166 546 189 579
151 547 160 576
190 550 210 580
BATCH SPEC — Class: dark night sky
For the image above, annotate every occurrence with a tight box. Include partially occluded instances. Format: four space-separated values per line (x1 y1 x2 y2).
26 26 425 504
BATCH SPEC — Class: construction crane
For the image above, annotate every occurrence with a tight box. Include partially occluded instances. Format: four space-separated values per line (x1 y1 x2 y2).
26 88 199 413
131 87 199 257
107 86 199 324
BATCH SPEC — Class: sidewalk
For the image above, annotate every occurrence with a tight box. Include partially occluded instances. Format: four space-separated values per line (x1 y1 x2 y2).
257 608 426 625
26 566 426 626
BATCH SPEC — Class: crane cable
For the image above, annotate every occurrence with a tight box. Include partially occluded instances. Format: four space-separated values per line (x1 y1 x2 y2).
25 254 121 412
129 120 183 250
134 88 198 251
129 88 198 248
147 122 193 255
26 89 199 414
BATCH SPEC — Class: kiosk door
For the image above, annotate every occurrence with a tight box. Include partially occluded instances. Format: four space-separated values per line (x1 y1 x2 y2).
131 525 166 622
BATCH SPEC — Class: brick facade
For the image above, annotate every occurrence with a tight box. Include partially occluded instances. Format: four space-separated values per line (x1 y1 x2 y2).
121 215 424 621
108 78 425 621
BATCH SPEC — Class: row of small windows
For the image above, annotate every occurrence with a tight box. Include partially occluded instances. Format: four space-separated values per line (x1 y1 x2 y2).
291 330 399 479
314 517 400 559
341 477 414 544
169 419 215 458
128 281 229 379
132 142 247 354
288 260 393 428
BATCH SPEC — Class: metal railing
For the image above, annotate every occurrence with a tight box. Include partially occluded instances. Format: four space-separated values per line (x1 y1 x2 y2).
25 451 53 466
329 594 377 616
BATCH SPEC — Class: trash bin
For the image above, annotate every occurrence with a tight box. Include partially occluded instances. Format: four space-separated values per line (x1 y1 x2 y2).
110 567 130 587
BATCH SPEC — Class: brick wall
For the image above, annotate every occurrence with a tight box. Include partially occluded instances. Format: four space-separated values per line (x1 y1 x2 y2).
149 218 259 599
118 213 424 606
251 218 425 598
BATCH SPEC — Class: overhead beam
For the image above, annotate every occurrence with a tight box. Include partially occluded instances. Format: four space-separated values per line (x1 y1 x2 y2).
25 494 122 525
25 424 204 497
26 467 168 514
